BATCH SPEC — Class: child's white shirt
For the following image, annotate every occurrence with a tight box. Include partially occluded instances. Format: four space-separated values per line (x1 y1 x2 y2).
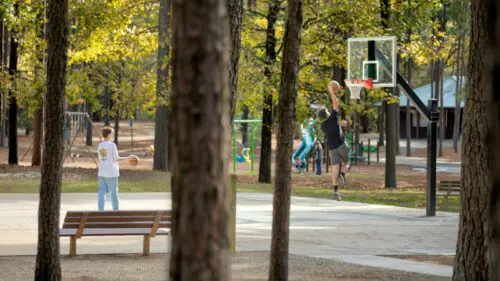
97 140 120 177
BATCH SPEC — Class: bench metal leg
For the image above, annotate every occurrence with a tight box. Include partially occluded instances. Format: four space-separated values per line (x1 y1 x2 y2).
70 236 77 256
143 235 150 256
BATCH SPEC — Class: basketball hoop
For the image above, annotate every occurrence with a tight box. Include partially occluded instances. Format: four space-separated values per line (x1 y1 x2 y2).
344 79 373 100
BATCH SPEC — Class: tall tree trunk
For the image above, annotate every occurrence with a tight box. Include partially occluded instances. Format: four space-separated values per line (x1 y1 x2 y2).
258 0 280 184
228 0 244 121
103 82 111 126
269 0 302 279
85 102 92 146
395 55 401 155
114 108 120 147
405 0 412 157
1 24 7 147
32 109 43 166
488 2 500 280
0 20 5 148
32 4 46 167
453 36 463 153
406 57 412 156
241 105 249 146
34 0 68 279
439 60 444 157
168 0 230 279
452 0 491 278
153 0 170 171
8 5 19 166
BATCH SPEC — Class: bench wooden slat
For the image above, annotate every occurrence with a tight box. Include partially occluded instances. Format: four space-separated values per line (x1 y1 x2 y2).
64 216 171 223
63 222 171 229
65 210 172 217
60 228 170 237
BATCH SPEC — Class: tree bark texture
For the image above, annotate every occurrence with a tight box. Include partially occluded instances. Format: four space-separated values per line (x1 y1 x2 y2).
452 0 491 279
269 0 302 279
439 60 444 157
168 0 230 279
32 4 46 167
241 105 249 146
153 0 170 172
34 0 69 279
228 0 244 121
0 20 5 148
406 57 412 156
86 102 92 146
405 0 412 157
488 2 500 281
1 24 6 146
32 108 43 166
453 37 463 153
395 55 401 156
114 107 120 147
258 0 280 184
103 84 111 126
8 6 19 165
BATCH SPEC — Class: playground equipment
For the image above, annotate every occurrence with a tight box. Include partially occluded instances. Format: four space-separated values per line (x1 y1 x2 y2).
347 36 439 216
232 119 262 174
292 119 316 171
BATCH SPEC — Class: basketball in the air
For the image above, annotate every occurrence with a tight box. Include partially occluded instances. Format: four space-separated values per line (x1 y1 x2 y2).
328 80 341 92
128 156 139 166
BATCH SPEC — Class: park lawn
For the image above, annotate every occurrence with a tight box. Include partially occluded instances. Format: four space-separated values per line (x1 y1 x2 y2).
0 178 459 212
237 183 460 213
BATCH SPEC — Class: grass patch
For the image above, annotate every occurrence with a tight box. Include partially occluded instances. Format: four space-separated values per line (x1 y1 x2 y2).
238 183 460 212
0 178 170 193
0 178 459 212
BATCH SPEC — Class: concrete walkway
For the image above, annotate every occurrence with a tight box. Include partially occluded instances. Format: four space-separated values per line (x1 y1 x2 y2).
0 192 458 277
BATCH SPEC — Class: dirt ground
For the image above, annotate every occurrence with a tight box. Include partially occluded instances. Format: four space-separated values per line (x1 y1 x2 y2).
0 252 448 281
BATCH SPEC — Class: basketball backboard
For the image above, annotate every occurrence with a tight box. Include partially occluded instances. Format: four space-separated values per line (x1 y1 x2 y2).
347 36 397 88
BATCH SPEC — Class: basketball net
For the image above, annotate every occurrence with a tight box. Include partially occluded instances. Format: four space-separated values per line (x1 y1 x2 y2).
344 79 373 100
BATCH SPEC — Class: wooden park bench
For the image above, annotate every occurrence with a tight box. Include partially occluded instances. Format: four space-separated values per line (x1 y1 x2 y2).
60 210 171 256
438 180 460 211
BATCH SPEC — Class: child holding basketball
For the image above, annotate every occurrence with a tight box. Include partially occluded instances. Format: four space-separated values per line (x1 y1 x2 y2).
97 126 139 211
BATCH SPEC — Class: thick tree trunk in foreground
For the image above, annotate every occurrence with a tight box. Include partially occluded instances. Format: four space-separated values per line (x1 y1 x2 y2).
269 0 302 280
452 0 491 279
489 1 500 281
153 0 170 171
168 0 230 279
228 0 243 121
34 0 69 280
8 6 19 165
258 0 280 184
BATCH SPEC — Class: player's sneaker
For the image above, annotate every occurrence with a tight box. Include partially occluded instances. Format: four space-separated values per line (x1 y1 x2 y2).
333 192 342 201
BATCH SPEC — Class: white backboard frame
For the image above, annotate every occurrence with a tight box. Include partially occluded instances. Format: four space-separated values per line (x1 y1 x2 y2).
347 36 397 88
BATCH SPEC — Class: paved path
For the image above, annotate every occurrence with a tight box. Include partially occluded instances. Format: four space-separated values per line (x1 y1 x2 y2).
0 192 458 277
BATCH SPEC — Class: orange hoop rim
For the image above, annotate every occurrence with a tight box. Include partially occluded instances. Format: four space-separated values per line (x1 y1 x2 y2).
345 78 373 90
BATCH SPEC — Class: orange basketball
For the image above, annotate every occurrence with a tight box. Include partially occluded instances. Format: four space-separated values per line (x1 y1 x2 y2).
128 156 139 166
